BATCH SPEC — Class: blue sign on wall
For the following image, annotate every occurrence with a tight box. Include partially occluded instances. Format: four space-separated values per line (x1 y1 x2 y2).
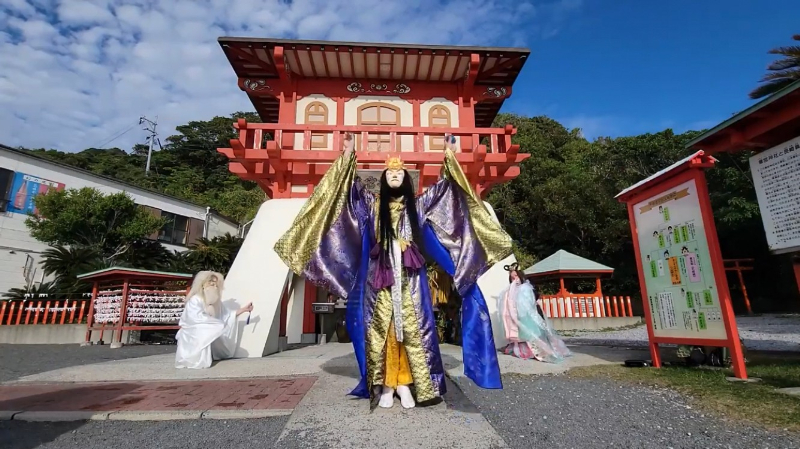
6 172 65 215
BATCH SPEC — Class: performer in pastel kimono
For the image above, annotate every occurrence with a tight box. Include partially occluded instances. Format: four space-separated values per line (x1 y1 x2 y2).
275 132 511 409
174 271 253 369
496 264 571 363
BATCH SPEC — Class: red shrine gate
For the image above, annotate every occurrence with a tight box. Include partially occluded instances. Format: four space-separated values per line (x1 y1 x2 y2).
216 37 530 347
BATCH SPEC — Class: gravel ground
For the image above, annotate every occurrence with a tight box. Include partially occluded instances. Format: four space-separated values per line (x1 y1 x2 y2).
0 344 175 382
563 315 800 352
454 374 800 449
0 416 289 449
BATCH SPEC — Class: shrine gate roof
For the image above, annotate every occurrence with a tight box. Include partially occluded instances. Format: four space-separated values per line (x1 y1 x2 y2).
217 37 530 127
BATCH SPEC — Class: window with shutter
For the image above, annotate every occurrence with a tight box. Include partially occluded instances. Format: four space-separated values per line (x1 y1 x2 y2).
186 218 205 246
305 102 329 148
428 105 451 151
159 212 190 246
140 206 162 240
357 102 401 151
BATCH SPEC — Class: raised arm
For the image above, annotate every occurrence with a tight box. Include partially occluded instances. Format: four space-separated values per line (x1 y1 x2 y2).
273 132 373 298
417 133 513 292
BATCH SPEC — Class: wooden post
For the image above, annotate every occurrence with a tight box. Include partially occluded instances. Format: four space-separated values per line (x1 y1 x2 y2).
15 301 24 325
116 278 130 344
5 302 15 325
735 263 753 315
84 282 98 343
725 259 754 315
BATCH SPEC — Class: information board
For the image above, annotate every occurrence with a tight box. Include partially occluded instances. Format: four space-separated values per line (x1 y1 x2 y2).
633 178 727 340
749 135 800 254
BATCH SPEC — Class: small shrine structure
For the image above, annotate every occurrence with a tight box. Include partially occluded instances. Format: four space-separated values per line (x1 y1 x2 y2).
215 37 529 355
523 249 614 297
78 267 192 348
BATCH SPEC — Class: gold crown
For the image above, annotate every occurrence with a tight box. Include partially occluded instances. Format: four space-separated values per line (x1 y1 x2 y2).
385 156 404 171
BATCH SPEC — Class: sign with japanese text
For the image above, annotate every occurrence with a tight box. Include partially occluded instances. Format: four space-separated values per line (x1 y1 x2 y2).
633 179 727 340
749 135 800 254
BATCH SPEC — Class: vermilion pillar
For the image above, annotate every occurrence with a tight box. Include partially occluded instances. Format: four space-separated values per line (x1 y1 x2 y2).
302 279 317 334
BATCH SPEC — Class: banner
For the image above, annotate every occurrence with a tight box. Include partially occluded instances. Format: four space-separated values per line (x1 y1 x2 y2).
7 172 65 215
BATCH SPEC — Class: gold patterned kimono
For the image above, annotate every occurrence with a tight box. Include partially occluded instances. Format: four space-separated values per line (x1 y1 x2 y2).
275 149 512 402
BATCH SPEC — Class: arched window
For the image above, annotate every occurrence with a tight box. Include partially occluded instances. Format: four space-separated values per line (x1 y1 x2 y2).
428 105 451 151
357 102 401 151
304 101 329 148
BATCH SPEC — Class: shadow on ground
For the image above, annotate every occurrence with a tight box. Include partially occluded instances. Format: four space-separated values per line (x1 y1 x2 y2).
319 352 481 414
0 344 175 383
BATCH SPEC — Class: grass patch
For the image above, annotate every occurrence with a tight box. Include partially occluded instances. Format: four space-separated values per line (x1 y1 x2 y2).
570 354 800 431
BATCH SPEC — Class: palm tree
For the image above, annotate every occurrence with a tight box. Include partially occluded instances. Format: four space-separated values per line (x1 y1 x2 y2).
39 246 102 294
185 234 243 275
3 281 56 300
750 34 800 99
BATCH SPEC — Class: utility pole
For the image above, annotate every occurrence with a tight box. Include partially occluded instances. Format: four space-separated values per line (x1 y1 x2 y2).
139 115 158 176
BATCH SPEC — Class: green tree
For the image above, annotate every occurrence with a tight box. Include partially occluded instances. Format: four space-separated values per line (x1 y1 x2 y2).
26 187 165 263
3 281 56 301
183 234 244 276
38 245 102 294
750 34 800 99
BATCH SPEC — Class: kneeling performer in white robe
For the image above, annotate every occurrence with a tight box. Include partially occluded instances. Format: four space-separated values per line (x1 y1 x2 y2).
175 271 253 369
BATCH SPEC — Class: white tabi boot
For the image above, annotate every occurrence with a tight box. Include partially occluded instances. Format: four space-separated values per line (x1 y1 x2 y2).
396 385 415 409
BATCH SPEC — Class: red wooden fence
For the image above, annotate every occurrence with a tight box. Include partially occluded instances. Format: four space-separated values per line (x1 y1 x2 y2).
539 295 634 319
0 300 90 326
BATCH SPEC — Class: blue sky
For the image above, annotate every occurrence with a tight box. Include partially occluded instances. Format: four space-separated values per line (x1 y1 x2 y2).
0 0 798 151
504 0 800 138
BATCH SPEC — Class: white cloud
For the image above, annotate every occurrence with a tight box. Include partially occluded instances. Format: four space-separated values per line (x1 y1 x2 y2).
0 0 581 152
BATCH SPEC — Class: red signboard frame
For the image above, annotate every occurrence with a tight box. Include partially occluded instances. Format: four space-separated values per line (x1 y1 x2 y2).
617 154 747 379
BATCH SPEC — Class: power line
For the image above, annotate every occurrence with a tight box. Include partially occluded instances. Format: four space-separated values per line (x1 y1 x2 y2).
91 123 138 150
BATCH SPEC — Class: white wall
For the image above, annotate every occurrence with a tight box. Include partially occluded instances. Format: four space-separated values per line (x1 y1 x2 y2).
0 149 238 294
223 198 309 358
206 214 239 239
285 273 306 344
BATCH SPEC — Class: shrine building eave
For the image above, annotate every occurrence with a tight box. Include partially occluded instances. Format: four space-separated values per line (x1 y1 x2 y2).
217 36 530 127
686 79 800 154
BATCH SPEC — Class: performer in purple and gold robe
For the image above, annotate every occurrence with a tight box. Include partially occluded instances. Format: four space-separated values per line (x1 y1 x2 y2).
274 133 512 409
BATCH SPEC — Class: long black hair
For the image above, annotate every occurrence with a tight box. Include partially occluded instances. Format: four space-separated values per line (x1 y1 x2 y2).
378 169 425 257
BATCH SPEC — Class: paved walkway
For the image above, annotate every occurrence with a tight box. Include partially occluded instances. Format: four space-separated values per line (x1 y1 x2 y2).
3 343 795 449
0 344 650 448
0 377 316 421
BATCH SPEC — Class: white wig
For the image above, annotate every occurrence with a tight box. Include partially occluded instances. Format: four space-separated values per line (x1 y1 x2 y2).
187 271 225 302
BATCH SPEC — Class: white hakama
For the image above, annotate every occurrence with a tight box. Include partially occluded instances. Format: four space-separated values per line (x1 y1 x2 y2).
175 295 238 369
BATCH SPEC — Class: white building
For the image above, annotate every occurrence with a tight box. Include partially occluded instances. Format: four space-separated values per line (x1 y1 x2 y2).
0 144 240 294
